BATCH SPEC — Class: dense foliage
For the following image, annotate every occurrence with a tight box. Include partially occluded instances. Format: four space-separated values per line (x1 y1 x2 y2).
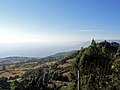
71 40 120 90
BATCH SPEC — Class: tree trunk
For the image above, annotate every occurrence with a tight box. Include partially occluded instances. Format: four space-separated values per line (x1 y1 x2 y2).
78 69 80 90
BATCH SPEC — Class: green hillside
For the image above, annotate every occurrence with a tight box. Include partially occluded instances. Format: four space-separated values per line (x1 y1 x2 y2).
0 40 120 90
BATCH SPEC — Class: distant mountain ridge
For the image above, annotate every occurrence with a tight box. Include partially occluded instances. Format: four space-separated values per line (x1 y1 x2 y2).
0 57 31 65
0 51 76 65
50 50 76 58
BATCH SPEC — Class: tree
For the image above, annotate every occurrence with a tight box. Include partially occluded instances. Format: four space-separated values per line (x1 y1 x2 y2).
2 66 6 71
115 47 120 58
72 40 114 90
91 39 96 47
0 77 10 89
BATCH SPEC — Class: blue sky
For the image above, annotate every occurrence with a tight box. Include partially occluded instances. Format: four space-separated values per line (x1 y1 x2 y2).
0 0 120 43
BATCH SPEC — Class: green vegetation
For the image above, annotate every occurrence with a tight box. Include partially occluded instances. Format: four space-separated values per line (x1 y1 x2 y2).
71 40 120 90
0 40 120 90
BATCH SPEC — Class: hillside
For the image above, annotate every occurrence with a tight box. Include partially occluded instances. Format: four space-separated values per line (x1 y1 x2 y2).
0 40 120 90
0 50 75 79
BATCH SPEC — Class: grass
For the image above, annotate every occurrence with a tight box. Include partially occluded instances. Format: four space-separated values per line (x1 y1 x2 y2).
0 70 25 78
8 78 22 84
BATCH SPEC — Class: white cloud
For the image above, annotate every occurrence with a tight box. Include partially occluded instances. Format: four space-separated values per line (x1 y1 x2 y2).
79 29 103 32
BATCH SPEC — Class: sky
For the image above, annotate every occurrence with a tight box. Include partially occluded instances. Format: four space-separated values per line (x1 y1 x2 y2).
0 0 120 44
0 0 120 57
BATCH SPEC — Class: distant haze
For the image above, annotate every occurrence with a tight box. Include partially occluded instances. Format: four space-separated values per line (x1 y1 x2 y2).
0 42 82 58
0 40 120 58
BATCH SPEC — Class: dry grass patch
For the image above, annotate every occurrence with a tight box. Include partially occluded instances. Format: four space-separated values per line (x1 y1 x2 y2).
0 70 25 78
58 63 70 68
45 61 57 66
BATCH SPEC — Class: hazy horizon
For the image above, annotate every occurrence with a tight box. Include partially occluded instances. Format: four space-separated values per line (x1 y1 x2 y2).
0 0 120 57
0 41 84 58
0 39 120 58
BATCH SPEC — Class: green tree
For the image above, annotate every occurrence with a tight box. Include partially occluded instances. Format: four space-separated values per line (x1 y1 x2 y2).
115 47 120 58
91 39 96 47
72 40 114 90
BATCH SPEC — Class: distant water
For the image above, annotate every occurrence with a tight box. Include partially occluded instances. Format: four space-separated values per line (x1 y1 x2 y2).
0 42 82 58
0 40 119 58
